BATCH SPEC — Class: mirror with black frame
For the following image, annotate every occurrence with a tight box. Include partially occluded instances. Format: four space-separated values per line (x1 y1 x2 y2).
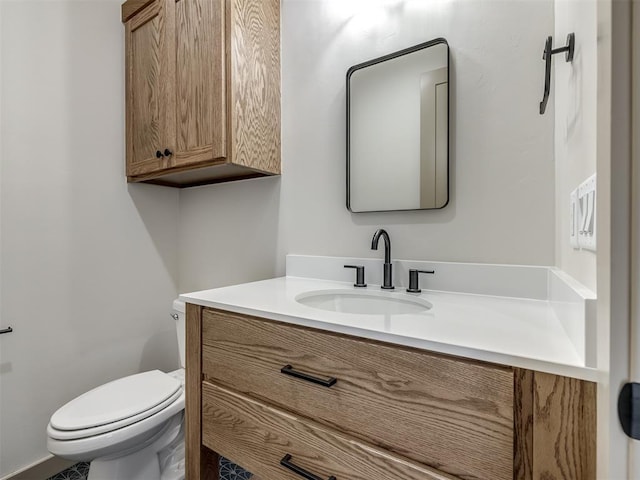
347 38 450 213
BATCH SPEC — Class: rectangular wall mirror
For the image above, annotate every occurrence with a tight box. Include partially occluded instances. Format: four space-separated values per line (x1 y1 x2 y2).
347 38 450 213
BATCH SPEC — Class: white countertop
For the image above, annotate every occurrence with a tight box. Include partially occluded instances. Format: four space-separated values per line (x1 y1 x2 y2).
180 275 599 381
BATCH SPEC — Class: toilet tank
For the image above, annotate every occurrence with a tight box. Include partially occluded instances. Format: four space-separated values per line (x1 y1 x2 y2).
172 300 186 368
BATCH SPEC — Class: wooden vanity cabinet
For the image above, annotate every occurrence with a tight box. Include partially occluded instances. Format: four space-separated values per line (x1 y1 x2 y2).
121 0 280 187
186 304 597 480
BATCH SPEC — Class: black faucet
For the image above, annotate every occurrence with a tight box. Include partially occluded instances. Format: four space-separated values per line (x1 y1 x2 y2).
371 229 394 289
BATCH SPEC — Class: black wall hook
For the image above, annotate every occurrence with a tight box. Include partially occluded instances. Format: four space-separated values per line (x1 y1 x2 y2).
540 33 575 115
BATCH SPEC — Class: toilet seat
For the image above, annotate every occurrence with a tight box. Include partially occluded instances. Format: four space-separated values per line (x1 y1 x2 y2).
48 388 182 440
48 370 182 441
47 390 185 462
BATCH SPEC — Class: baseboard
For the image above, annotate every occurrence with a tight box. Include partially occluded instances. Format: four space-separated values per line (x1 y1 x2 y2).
1 455 74 480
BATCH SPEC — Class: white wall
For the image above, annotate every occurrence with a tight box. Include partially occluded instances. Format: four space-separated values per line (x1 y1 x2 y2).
0 2 180 476
180 0 556 293
554 0 598 292
178 177 281 293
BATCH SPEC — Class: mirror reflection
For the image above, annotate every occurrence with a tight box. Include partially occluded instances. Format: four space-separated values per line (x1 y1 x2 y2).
347 39 450 212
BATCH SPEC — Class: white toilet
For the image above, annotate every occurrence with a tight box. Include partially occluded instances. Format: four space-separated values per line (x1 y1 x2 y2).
47 300 187 480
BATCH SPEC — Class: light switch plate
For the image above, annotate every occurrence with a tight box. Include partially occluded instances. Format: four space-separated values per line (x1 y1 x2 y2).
570 189 579 248
577 174 596 252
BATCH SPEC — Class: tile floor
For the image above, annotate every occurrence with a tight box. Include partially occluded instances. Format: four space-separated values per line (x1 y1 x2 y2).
219 457 253 480
46 457 252 480
46 463 89 480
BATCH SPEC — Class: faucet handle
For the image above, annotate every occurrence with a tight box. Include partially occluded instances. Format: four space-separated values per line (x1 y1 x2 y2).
344 265 367 288
406 269 435 293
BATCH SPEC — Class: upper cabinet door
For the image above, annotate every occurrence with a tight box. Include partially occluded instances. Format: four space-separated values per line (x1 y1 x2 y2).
171 0 227 168
125 0 171 177
122 0 279 186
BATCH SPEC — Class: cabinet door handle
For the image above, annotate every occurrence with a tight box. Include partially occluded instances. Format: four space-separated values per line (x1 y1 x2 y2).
156 150 164 159
280 365 337 388
164 149 173 157
0 327 13 335
280 454 336 480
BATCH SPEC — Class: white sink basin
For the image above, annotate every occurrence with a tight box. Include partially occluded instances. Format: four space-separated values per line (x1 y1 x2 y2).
295 289 432 315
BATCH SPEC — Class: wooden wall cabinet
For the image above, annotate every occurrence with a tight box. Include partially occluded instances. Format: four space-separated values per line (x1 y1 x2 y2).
121 0 280 187
186 305 597 480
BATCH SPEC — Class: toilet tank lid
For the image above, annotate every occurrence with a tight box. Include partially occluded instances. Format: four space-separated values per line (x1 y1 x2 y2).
173 299 185 313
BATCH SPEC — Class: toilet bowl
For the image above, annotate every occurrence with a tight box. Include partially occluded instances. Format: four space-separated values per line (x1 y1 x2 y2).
46 301 187 480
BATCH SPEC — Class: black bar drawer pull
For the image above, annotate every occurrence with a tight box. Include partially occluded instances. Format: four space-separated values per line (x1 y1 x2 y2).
280 365 337 388
280 454 336 480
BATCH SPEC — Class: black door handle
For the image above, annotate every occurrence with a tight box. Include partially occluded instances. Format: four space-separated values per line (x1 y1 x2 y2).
164 149 173 157
156 150 164 159
280 454 336 480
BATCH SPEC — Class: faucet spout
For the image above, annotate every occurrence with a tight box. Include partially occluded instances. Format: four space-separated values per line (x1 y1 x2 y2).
371 229 394 289
371 229 391 263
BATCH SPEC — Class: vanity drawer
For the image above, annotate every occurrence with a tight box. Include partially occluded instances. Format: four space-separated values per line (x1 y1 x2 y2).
202 309 514 480
202 381 458 480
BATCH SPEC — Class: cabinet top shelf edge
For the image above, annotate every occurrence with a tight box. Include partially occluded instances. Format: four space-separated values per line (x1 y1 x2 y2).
122 0 155 23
